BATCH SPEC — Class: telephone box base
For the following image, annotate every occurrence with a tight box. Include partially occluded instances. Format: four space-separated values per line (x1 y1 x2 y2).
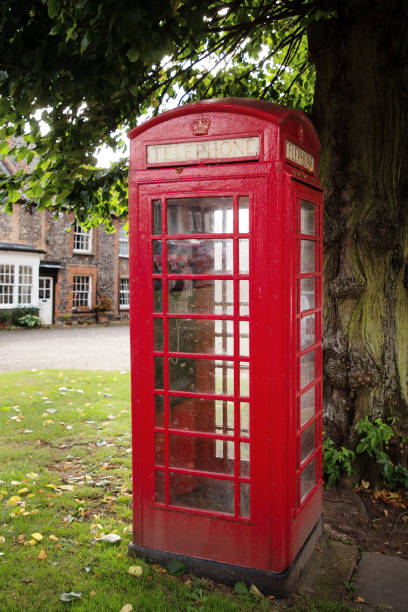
128 516 322 598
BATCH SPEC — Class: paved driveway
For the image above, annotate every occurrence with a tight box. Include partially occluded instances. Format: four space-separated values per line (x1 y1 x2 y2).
0 325 130 372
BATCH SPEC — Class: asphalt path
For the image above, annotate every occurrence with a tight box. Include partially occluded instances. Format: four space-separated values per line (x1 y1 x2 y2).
0 325 130 372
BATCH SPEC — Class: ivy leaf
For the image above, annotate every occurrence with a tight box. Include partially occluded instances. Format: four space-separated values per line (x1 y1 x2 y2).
47 0 60 19
234 582 248 594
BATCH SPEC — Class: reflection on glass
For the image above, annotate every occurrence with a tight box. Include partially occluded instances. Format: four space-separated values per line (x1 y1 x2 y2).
299 277 315 311
169 435 234 474
301 240 315 273
155 432 164 465
301 458 316 501
239 239 249 273
155 470 165 503
155 356 164 389
239 196 249 233
153 240 162 273
300 350 315 389
154 318 163 351
240 482 250 517
155 395 164 427
240 402 250 436
300 200 315 235
168 397 233 434
167 239 233 274
239 280 249 315
169 473 234 514
240 442 250 477
169 357 234 395
167 197 233 234
153 279 162 312
239 321 249 356
168 319 234 355
300 386 315 426
300 314 315 351
240 362 249 397
215 439 234 460
301 425 315 463
152 200 162 235
168 279 234 314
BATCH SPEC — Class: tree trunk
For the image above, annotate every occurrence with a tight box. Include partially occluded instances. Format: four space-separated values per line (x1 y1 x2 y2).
308 2 408 462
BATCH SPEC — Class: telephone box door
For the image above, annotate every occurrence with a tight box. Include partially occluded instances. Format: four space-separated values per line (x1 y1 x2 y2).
131 175 283 570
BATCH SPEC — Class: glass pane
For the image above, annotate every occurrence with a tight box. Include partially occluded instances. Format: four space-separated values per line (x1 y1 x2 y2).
169 397 233 434
301 425 315 463
301 458 316 501
153 279 162 313
155 432 164 465
169 435 234 474
301 240 315 273
240 402 250 436
155 356 164 389
240 482 250 518
300 350 315 389
168 319 234 355
167 239 233 274
300 200 316 235
239 239 249 273
169 358 234 395
215 439 234 460
168 279 233 314
299 277 315 312
239 280 249 315
300 314 316 351
155 471 165 504
153 240 162 273
239 321 249 356
152 200 162 234
238 196 249 233
240 442 250 477
155 395 164 427
154 318 163 351
167 197 233 234
300 386 315 426
240 362 249 397
169 473 234 514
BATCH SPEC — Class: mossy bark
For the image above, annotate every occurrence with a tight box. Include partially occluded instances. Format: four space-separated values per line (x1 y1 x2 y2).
308 2 408 459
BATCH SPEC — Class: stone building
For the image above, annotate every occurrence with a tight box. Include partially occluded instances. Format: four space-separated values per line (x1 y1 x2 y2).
0 157 129 325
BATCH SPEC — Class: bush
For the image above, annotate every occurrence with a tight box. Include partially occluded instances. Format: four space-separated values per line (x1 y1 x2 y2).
0 307 40 327
10 307 40 326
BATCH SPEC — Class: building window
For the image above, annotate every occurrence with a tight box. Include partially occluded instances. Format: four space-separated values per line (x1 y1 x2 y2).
18 266 33 305
119 225 129 257
120 278 130 308
0 263 34 307
73 224 92 253
73 275 91 308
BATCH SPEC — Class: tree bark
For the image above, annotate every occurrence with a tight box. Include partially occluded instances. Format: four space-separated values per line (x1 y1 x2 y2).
308 1 408 460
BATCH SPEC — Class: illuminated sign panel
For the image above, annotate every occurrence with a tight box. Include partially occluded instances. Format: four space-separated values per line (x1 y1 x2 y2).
147 136 260 165
286 140 314 173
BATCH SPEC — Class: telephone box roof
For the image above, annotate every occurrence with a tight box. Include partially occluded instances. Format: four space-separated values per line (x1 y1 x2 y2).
128 97 319 150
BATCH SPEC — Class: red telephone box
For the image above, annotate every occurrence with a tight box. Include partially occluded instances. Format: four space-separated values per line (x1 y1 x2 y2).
128 98 323 595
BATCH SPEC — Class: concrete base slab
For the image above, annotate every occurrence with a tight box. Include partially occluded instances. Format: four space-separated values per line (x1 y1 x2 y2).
299 532 358 601
354 553 408 612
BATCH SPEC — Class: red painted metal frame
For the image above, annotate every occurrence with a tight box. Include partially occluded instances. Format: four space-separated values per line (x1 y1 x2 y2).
129 99 323 574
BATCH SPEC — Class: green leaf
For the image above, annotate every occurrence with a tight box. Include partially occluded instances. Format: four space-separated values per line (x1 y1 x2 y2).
127 47 140 63
0 142 9 156
0 71 9 82
167 559 186 576
47 0 60 20
234 582 248 594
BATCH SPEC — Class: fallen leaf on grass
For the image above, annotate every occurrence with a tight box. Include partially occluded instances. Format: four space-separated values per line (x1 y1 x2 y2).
128 565 143 577
37 549 47 560
0 536 5 544
354 596 366 603
49 535 59 542
6 496 21 506
249 584 264 598
59 592 82 602
120 605 133 612
31 533 43 542
100 533 121 543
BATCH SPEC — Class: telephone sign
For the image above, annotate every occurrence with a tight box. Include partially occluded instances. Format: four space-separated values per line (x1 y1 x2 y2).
128 98 323 595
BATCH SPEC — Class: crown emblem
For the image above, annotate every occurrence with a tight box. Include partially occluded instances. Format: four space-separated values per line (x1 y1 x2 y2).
192 116 210 136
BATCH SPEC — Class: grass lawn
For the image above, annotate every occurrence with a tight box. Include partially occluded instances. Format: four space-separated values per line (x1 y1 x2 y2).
0 370 351 612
